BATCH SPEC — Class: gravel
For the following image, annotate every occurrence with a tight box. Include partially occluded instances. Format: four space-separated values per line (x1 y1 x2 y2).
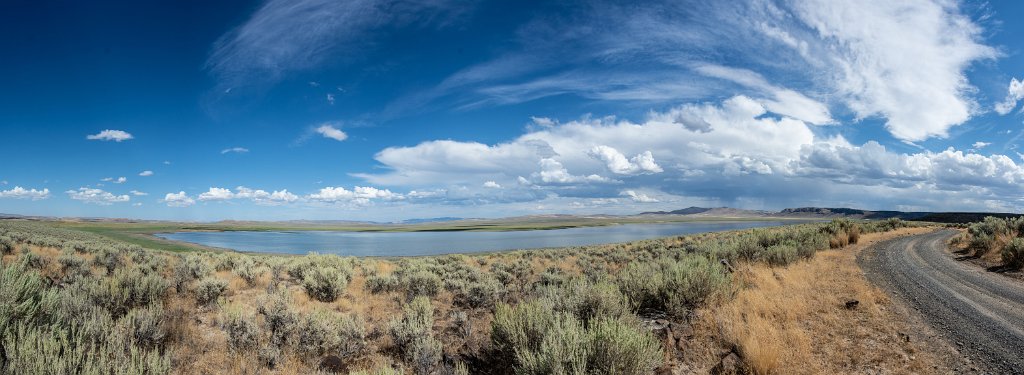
859 229 1024 375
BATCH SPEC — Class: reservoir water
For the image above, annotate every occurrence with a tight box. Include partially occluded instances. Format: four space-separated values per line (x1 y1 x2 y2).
155 220 794 256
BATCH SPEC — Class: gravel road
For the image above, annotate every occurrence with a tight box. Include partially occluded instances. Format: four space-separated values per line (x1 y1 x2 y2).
859 229 1024 374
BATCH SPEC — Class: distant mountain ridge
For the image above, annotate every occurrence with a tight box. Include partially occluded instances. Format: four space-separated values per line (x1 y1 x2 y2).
641 206 1022 223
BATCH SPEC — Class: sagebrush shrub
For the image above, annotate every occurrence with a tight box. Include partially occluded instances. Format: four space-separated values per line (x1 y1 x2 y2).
1002 237 1024 269
258 291 297 346
302 265 349 302
587 317 662 375
404 270 442 299
194 278 227 306
366 274 401 294
224 310 259 351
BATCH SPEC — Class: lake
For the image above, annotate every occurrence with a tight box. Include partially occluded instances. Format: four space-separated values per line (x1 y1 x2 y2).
155 221 794 256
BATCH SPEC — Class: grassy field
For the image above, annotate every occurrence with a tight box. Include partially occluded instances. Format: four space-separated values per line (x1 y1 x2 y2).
0 217 940 374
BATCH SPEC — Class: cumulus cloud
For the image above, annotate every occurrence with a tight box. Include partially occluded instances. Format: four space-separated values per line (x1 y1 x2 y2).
995 78 1024 115
360 95 813 190
66 188 130 205
483 181 501 189
198 186 299 205
620 190 658 203
139 170 154 177
198 187 235 201
972 141 991 150
315 124 348 141
163 192 195 207
221 147 249 154
0 186 50 200
308 186 401 204
588 146 663 175
86 129 133 142
101 177 127 184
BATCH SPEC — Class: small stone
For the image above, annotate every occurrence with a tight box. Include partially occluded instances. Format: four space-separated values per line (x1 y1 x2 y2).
845 299 860 309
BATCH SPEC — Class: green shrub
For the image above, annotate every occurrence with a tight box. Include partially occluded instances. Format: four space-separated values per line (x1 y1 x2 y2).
258 292 297 346
295 309 366 359
194 278 227 307
454 278 505 309
404 270 442 299
763 244 798 266
542 279 631 325
122 303 167 349
223 310 259 351
302 266 349 302
172 255 212 293
82 267 168 319
587 317 662 375
58 250 90 279
92 248 123 275
234 259 264 287
389 296 438 369
617 255 729 318
1002 238 1024 270
366 274 401 294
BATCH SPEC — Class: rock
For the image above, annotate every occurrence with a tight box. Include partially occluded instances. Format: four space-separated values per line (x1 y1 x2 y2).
898 332 911 342
318 355 347 373
671 322 694 339
845 299 860 309
711 352 742 375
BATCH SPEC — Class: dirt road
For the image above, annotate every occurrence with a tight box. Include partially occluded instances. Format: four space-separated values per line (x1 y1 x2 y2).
859 229 1024 374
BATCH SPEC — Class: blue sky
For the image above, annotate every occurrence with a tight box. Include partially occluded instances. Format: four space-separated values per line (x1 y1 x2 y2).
1 0 1023 221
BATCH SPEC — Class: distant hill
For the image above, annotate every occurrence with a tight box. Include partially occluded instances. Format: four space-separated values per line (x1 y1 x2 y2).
638 206 1022 224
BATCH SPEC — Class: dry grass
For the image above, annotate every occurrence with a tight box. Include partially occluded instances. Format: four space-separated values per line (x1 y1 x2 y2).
707 227 949 374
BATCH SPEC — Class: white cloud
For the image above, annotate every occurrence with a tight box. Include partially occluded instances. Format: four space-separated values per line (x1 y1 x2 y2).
694 64 833 125
620 190 658 203
789 0 996 141
100 177 127 184
326 93 335 105
972 141 991 150
315 124 348 141
221 147 249 154
588 145 663 175
198 187 235 201
139 170 154 177
995 78 1024 115
0 186 50 200
360 95 814 189
163 192 195 207
533 158 612 185
197 186 299 205
130 190 148 196
66 188 130 205
308 186 401 204
483 181 501 189
86 129 133 142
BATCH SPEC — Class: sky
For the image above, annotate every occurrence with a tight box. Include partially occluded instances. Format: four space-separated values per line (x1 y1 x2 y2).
1 0 1023 222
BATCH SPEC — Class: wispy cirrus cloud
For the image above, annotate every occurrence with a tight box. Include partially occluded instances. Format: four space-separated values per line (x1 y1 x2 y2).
221 147 249 154
206 0 468 88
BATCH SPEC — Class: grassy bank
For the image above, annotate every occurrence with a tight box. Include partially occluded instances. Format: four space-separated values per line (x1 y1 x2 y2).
0 217 916 374
949 216 1024 270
